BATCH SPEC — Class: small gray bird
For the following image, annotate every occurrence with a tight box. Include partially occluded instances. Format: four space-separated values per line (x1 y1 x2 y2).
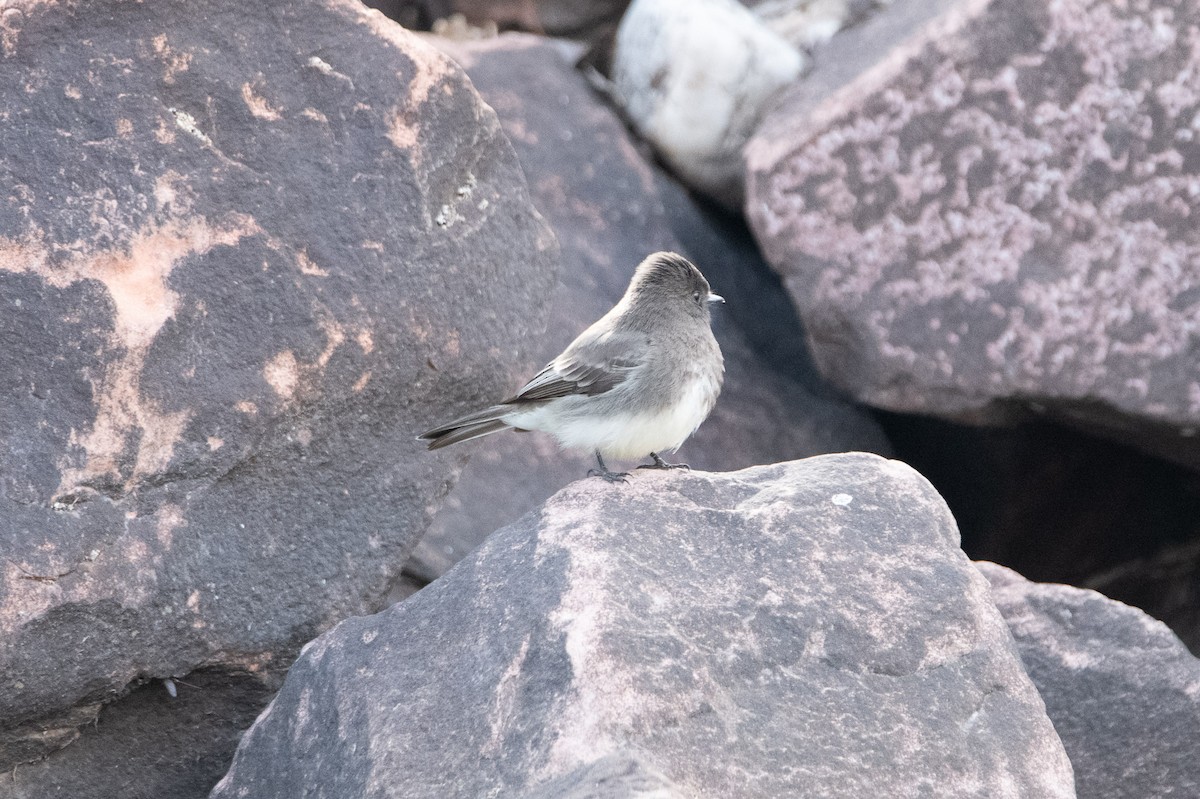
419 252 725 482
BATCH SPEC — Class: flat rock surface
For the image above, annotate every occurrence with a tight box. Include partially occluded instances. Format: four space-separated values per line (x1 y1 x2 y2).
214 453 1075 799
746 0 1200 467
0 0 556 780
982 562 1200 799
409 34 888 583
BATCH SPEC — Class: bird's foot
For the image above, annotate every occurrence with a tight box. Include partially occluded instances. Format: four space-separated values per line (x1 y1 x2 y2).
637 452 690 471
587 467 630 484
589 451 630 483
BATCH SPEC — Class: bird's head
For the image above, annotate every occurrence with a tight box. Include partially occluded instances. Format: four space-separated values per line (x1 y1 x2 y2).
627 252 724 320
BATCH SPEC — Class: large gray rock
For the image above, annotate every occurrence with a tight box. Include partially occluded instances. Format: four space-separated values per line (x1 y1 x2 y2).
746 0 1200 468
213 454 1075 799
409 34 888 583
0 0 555 789
981 562 1200 799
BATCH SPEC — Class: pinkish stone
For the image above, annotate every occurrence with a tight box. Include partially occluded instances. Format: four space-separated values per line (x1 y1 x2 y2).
746 0 1200 467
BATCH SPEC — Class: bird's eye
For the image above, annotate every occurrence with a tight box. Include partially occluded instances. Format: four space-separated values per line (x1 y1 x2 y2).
692 291 701 303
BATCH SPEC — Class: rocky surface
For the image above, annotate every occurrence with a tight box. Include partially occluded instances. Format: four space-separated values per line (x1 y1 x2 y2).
213 454 1075 799
613 0 804 207
408 34 888 583
746 0 1200 468
982 562 1200 799
0 0 555 787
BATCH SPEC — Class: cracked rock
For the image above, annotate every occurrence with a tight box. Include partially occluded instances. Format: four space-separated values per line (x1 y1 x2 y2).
213 454 1074 798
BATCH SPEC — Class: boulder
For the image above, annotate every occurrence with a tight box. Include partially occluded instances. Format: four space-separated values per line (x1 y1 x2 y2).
0 0 556 789
213 454 1075 798
613 0 804 207
409 34 888 583
981 562 1200 799
746 0 1200 469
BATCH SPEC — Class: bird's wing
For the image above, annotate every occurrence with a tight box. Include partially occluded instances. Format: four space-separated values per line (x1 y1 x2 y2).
508 329 647 403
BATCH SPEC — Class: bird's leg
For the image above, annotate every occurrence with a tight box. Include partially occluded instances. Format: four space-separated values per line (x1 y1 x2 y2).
637 452 690 470
587 451 630 483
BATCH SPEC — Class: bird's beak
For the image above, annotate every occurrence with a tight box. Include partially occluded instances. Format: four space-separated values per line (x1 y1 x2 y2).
707 292 725 304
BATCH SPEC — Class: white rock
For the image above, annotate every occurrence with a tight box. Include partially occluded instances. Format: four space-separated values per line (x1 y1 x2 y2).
613 0 804 208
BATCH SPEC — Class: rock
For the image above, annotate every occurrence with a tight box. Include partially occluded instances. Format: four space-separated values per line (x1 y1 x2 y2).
613 0 804 207
1086 540 1200 658
410 34 888 583
981 562 1200 799
745 0 1200 469
0 0 556 785
212 454 1075 799
4 669 280 799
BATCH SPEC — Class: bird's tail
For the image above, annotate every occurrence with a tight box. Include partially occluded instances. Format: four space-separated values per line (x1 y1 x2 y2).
418 405 513 450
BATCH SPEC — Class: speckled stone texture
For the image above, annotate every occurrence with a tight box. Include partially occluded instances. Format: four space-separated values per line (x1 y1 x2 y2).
0 0 556 788
212 454 1075 799
746 0 1200 467
981 562 1200 799
408 34 889 583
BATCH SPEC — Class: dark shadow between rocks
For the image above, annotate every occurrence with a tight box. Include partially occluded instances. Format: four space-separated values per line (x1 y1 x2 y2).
5 667 283 799
878 411 1200 590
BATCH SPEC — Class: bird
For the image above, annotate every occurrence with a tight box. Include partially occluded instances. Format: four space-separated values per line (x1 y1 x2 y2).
419 251 725 482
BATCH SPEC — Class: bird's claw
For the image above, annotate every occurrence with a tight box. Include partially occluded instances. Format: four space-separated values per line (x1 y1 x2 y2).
638 453 690 470
588 468 630 484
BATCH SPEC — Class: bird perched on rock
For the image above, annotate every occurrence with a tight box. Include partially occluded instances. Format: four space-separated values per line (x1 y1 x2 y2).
419 251 725 482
